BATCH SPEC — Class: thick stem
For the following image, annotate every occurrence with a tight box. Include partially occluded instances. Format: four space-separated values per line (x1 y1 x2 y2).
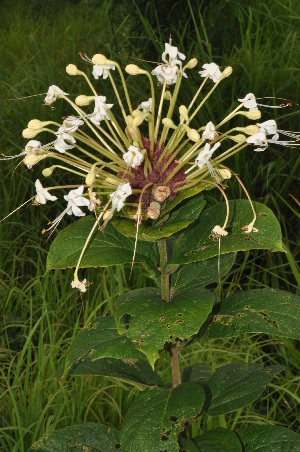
158 239 181 387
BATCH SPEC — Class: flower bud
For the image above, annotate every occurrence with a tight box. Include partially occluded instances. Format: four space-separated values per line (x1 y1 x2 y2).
238 110 261 120
162 118 177 129
92 54 108 65
220 66 233 80
23 153 47 167
125 125 139 141
146 202 161 220
22 128 40 139
153 186 171 203
125 64 143 75
179 105 189 121
184 58 198 70
103 209 111 221
86 164 96 186
187 128 200 142
27 119 52 130
42 166 55 177
241 125 260 135
66 64 79 75
164 91 172 101
218 169 231 180
229 134 246 143
132 114 147 126
75 95 95 106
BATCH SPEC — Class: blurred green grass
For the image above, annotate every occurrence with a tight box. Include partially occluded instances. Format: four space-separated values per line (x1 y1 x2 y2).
0 0 299 450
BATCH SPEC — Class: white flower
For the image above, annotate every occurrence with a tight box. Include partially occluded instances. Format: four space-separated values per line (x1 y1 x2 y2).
90 96 113 125
212 225 228 237
246 132 268 151
54 129 76 153
195 142 221 169
61 116 84 133
138 98 153 113
238 93 258 110
257 120 279 141
25 140 42 155
88 188 101 212
202 121 216 141
123 145 144 168
199 63 222 83
152 42 187 85
71 277 87 293
64 186 90 216
44 85 68 105
35 179 58 204
110 183 132 212
162 43 186 64
92 63 115 80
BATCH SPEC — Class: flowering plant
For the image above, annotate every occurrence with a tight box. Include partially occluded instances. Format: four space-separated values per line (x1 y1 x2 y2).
3 40 300 451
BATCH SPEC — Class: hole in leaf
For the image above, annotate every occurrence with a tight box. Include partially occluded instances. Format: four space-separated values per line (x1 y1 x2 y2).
115 444 122 449
161 434 169 442
166 323 171 329
175 320 184 325
176 313 183 317
169 415 178 423
160 316 166 321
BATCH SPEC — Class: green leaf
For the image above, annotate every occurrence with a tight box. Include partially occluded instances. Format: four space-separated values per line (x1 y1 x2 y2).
115 287 214 368
68 357 163 386
171 253 236 294
120 383 205 452
182 363 212 383
180 428 242 452
160 182 213 217
209 289 300 340
237 425 300 451
112 195 206 241
28 423 122 451
46 218 159 272
204 363 283 415
65 316 146 373
167 200 283 268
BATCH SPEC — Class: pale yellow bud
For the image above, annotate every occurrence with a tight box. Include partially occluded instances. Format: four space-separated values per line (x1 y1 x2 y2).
27 119 45 130
241 125 260 135
125 125 139 141
164 91 172 101
126 115 134 125
229 134 247 143
162 118 177 129
187 128 200 142
103 209 111 221
23 153 47 167
75 95 95 106
132 115 146 127
218 169 232 180
92 54 108 65
42 166 55 177
85 163 97 186
132 109 143 117
220 66 233 79
22 128 40 139
153 186 171 202
184 58 198 70
125 64 143 75
179 105 189 121
238 110 261 120
66 64 79 75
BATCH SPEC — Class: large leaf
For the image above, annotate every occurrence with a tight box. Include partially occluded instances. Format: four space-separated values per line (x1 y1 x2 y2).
203 363 283 415
115 287 214 368
170 253 236 295
180 428 242 452
167 200 283 268
237 425 300 451
65 316 146 373
209 289 300 340
68 357 163 386
112 195 206 241
46 218 158 272
28 423 122 451
120 383 205 452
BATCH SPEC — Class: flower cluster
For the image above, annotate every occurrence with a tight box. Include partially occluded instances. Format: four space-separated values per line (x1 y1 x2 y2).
2 40 299 291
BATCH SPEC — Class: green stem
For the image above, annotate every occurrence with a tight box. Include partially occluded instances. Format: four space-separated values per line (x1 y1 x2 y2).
158 239 181 387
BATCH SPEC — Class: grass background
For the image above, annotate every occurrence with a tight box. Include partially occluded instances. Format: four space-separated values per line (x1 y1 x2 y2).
0 0 299 450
